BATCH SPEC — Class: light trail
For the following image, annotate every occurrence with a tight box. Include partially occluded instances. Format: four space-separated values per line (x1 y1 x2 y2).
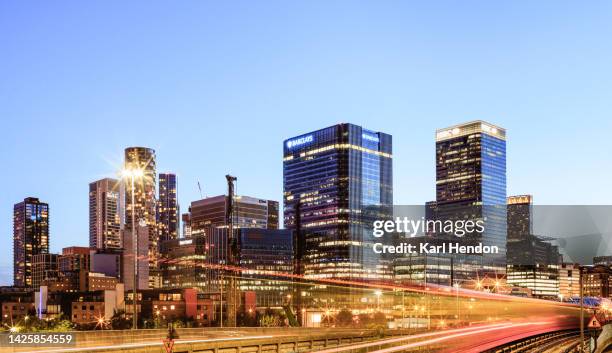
314 322 538 353
16 335 275 353
354 322 549 353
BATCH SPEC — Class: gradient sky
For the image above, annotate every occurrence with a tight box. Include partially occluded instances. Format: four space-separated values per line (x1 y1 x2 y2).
1 1 611 285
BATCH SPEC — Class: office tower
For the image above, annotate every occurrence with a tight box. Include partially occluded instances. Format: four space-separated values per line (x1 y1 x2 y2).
89 178 122 249
32 254 59 288
506 195 561 298
157 173 179 243
124 147 158 288
161 228 293 307
13 197 50 287
283 123 393 280
435 121 507 272
189 195 279 237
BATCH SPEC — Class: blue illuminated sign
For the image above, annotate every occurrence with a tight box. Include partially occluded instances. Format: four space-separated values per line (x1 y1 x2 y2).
362 133 380 143
286 135 313 148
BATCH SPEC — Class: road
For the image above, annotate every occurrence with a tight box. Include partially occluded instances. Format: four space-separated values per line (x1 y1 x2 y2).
315 316 580 353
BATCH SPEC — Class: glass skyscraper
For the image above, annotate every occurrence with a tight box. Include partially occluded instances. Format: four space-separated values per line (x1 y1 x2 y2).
13 197 49 287
124 146 159 288
283 123 392 280
435 120 507 273
157 173 179 243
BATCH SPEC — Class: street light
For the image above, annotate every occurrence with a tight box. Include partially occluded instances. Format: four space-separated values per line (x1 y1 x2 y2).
122 167 144 330
374 290 382 310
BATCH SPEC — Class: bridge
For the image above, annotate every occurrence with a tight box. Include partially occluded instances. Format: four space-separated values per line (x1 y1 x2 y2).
2 273 604 353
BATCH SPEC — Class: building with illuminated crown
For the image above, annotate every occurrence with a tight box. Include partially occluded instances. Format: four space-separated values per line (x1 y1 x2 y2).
283 123 393 280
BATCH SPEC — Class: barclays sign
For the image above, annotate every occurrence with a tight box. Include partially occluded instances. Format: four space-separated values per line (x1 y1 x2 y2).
286 135 313 148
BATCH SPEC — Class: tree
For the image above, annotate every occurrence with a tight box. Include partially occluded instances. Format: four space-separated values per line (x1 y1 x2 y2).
335 309 354 327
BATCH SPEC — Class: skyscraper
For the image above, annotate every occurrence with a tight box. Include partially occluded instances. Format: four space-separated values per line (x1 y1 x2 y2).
157 173 179 243
89 178 122 249
435 120 507 272
506 195 560 298
283 123 393 280
13 197 49 287
124 147 158 288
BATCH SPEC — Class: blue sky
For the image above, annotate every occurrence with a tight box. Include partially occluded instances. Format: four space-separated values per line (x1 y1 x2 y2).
1 1 611 285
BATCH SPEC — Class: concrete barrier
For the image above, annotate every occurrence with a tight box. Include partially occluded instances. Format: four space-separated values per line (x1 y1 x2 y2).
3 327 412 353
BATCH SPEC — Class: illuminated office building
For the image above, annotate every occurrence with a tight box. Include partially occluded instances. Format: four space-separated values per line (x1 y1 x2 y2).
283 123 393 280
13 197 50 288
189 195 278 237
89 178 121 249
506 195 560 298
157 173 179 243
435 121 507 273
559 263 580 300
124 147 159 288
161 228 293 307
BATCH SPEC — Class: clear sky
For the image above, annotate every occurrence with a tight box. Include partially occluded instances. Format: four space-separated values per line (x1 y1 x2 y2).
1 1 611 285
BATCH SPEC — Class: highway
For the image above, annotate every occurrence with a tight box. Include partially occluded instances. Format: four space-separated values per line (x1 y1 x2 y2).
314 317 581 353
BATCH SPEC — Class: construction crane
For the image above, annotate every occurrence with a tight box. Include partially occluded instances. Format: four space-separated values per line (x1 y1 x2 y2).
225 174 238 327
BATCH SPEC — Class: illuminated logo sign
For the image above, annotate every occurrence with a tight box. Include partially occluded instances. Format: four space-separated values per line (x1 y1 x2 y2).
286 135 313 148
362 133 380 143
179 239 193 246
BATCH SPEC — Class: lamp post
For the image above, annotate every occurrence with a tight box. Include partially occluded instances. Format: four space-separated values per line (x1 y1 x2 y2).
122 167 143 330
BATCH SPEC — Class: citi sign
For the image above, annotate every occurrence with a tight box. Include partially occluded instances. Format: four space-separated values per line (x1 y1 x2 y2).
286 135 313 148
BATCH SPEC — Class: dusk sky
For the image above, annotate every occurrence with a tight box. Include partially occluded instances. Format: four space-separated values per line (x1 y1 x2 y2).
1 1 611 285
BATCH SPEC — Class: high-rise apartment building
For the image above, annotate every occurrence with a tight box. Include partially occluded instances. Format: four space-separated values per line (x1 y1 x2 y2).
283 123 393 280
124 147 158 288
89 178 122 249
13 197 50 287
157 173 179 243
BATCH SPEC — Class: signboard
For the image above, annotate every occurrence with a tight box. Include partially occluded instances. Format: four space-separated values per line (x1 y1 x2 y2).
162 338 174 353
588 315 601 329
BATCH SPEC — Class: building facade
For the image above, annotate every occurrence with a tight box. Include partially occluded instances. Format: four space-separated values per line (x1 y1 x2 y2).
559 263 580 300
157 173 179 243
434 121 507 273
124 147 159 288
283 123 393 281
189 195 278 237
89 178 122 249
14 197 50 287
32 254 59 289
506 195 560 298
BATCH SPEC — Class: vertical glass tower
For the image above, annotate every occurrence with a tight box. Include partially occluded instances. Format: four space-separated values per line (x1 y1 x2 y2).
435 120 507 274
13 197 49 287
124 146 158 287
157 173 179 243
283 123 392 280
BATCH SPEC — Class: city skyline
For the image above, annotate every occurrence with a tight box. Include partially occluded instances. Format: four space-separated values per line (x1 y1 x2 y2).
2 1 612 287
